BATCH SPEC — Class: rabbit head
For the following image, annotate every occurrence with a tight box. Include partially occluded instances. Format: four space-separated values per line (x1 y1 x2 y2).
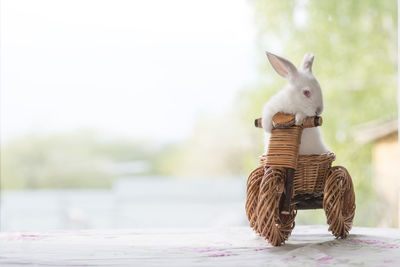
266 52 323 117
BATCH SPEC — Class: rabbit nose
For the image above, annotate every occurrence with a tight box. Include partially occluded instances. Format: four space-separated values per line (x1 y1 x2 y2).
315 107 322 115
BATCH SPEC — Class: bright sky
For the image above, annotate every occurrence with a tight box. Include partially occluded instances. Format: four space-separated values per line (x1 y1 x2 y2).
1 0 257 143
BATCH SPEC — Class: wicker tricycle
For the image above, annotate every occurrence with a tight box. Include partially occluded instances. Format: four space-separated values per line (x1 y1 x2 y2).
246 113 356 246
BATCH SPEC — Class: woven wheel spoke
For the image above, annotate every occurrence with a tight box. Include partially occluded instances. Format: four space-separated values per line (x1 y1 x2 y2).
245 166 265 229
256 168 296 246
323 166 356 239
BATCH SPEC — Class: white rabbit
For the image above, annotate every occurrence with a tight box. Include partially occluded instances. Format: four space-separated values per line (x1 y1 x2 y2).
262 52 330 155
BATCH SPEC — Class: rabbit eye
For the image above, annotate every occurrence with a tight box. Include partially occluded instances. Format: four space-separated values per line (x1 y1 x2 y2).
303 89 311 98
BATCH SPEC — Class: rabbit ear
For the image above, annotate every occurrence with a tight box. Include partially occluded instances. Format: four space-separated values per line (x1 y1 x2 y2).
300 53 314 73
266 51 298 80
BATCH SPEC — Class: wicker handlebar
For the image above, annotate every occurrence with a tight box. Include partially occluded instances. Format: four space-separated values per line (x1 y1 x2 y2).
254 113 322 129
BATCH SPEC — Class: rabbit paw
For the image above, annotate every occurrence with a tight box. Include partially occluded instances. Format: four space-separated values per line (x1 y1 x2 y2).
263 123 273 133
295 112 307 126
261 115 273 133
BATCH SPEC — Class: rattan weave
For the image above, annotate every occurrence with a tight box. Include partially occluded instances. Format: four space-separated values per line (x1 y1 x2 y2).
260 152 336 195
262 127 303 169
245 113 355 246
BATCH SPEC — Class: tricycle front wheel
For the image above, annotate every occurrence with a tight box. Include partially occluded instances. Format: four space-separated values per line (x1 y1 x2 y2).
323 166 356 238
256 167 296 246
245 166 264 231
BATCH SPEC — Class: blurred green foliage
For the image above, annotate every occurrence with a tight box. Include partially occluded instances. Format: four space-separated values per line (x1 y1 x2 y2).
239 0 397 226
1 131 160 189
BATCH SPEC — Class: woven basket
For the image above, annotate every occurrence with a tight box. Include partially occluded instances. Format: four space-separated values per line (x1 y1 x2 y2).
260 152 336 196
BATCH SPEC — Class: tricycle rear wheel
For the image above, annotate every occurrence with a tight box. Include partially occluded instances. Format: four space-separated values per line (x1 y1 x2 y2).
323 166 356 238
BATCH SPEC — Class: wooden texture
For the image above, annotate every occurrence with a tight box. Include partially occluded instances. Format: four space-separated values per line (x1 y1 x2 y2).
291 193 323 210
292 153 336 195
261 127 303 169
254 118 262 128
323 166 356 238
280 168 295 214
260 153 336 195
255 168 296 246
272 113 296 128
254 113 322 129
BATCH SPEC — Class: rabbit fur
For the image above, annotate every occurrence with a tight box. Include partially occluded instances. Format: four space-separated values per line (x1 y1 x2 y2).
262 52 330 155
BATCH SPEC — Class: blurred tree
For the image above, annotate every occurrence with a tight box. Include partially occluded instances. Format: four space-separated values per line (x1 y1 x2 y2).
154 112 257 178
1 131 160 189
239 0 397 226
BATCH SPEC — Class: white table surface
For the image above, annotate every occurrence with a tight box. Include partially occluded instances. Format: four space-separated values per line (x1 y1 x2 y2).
1 225 400 266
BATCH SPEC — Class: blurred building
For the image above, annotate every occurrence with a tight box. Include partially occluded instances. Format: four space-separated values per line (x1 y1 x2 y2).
353 119 399 227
